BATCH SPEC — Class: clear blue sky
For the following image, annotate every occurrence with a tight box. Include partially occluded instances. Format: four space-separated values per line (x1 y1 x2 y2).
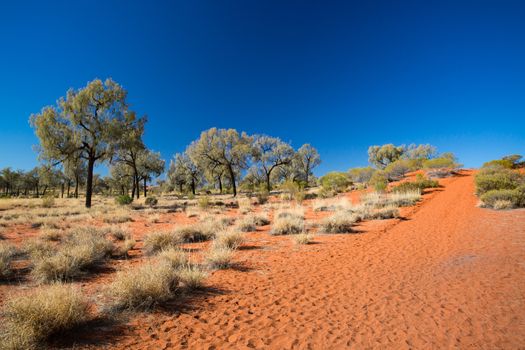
1 0 524 175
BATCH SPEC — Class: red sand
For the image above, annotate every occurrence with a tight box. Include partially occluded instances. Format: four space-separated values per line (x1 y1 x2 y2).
67 170 525 349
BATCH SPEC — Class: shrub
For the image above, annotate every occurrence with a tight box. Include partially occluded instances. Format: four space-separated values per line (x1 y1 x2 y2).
41 196 55 208
145 196 158 207
320 211 359 233
388 190 422 207
493 200 514 210
31 228 114 283
105 262 179 311
369 171 388 192
112 239 136 258
367 206 400 220
205 246 234 269
475 167 524 195
479 189 523 208
176 265 208 290
0 242 18 279
1 284 89 349
482 159 515 169
384 159 412 181
320 172 351 193
423 157 461 169
39 228 62 242
255 190 269 205
213 230 244 249
107 227 130 241
143 231 180 255
392 175 439 193
293 233 313 245
237 216 256 232
115 195 133 205
174 223 215 243
103 212 132 224
348 167 376 184
198 196 210 210
271 210 304 235
158 248 188 269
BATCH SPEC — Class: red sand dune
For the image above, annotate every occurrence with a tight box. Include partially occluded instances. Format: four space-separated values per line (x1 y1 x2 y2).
68 171 525 349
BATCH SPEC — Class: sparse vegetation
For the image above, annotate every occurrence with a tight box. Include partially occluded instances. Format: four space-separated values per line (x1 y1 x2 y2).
176 265 208 290
206 245 234 269
293 233 313 245
213 230 244 249
158 248 188 269
321 211 359 233
0 242 18 279
143 231 181 255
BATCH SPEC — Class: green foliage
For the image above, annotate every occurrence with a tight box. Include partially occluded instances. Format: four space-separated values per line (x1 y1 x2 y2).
480 189 520 208
369 171 388 192
348 167 376 184
368 144 405 169
320 172 351 193
474 167 524 195
482 159 515 169
423 157 460 169
145 196 158 207
384 159 415 181
115 195 133 205
391 175 439 193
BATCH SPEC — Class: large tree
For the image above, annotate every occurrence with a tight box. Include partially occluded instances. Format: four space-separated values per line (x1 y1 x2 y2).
30 78 134 207
189 128 252 196
167 152 201 195
368 144 405 169
136 150 165 197
252 135 295 192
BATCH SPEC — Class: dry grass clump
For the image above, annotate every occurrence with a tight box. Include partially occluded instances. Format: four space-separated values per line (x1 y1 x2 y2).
362 190 421 208
293 233 313 245
105 262 179 311
176 265 208 290
0 284 89 349
0 242 18 279
367 206 400 220
112 238 136 258
205 246 234 269
321 211 359 233
103 212 133 224
158 248 188 269
31 227 114 283
147 213 161 224
237 216 256 232
213 230 244 249
492 199 515 210
39 227 63 242
23 239 55 260
106 227 131 241
238 197 252 214
143 231 181 255
271 207 305 235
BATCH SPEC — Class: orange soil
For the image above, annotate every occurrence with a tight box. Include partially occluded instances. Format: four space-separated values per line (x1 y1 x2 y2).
5 171 525 349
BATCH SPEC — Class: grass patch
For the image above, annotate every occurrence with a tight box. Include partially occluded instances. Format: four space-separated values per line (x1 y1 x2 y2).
1 284 89 349
320 211 359 233
293 233 313 245
213 230 244 249
205 246 234 269
143 231 181 255
0 242 18 279
176 265 208 290
158 248 188 269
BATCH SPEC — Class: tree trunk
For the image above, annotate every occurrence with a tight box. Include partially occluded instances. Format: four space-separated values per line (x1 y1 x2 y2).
74 174 79 198
61 183 64 198
42 186 48 196
143 178 147 197
131 176 136 199
36 184 39 197
191 179 196 195
179 183 183 193
218 175 223 194
266 173 271 192
67 181 71 197
227 164 237 197
85 157 95 208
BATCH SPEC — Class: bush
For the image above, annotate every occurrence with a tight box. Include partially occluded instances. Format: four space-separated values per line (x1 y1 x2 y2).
1 284 89 349
492 200 514 210
115 195 133 205
255 190 269 205
369 171 388 192
105 262 179 311
367 206 400 220
213 230 244 249
198 196 210 210
293 233 313 245
176 265 207 290
321 211 359 233
237 216 256 232
112 239 136 258
392 175 439 193
320 172 351 193
143 231 181 255
0 242 18 279
348 167 376 184
174 223 215 243
205 246 234 269
271 210 304 235
475 167 524 195
423 157 460 169
482 159 515 169
41 196 55 208
480 189 524 208
384 159 413 181
145 196 158 207
158 248 188 269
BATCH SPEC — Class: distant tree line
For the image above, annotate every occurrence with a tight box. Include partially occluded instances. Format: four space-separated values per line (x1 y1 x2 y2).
166 128 321 196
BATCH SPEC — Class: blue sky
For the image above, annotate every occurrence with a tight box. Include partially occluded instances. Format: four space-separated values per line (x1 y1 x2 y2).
1 0 524 175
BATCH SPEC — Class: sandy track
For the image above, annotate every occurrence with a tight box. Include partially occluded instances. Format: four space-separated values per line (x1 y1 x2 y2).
79 172 525 349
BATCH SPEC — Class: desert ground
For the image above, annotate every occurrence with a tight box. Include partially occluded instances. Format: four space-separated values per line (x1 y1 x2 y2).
0 170 524 349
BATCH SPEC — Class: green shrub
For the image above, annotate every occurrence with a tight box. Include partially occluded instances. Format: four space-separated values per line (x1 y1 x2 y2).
320 172 351 193
392 175 439 192
384 159 413 181
369 171 388 192
115 195 133 205
480 189 522 208
423 157 460 169
348 167 376 184
145 196 158 207
475 167 524 195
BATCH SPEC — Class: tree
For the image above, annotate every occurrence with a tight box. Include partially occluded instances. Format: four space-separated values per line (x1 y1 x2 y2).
30 78 133 208
136 150 165 197
403 144 437 160
189 128 252 196
252 135 295 192
295 144 321 187
348 167 376 184
368 144 405 169
167 152 201 195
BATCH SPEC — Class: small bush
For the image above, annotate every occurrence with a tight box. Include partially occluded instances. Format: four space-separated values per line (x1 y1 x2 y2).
480 189 522 208
107 227 130 241
115 195 133 205
103 213 132 224
321 211 359 233
271 215 304 235
367 206 400 220
392 175 439 193
145 196 158 207
0 242 18 279
423 157 461 169
176 265 207 290
112 239 136 258
39 228 62 242
475 167 524 195
105 262 179 311
41 196 55 208
158 248 188 269
143 231 180 255
213 230 244 249
1 284 89 349
493 200 514 210
293 233 313 245
320 172 351 193
369 171 388 192
206 246 234 269
174 223 215 243
237 216 256 232
348 167 376 184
